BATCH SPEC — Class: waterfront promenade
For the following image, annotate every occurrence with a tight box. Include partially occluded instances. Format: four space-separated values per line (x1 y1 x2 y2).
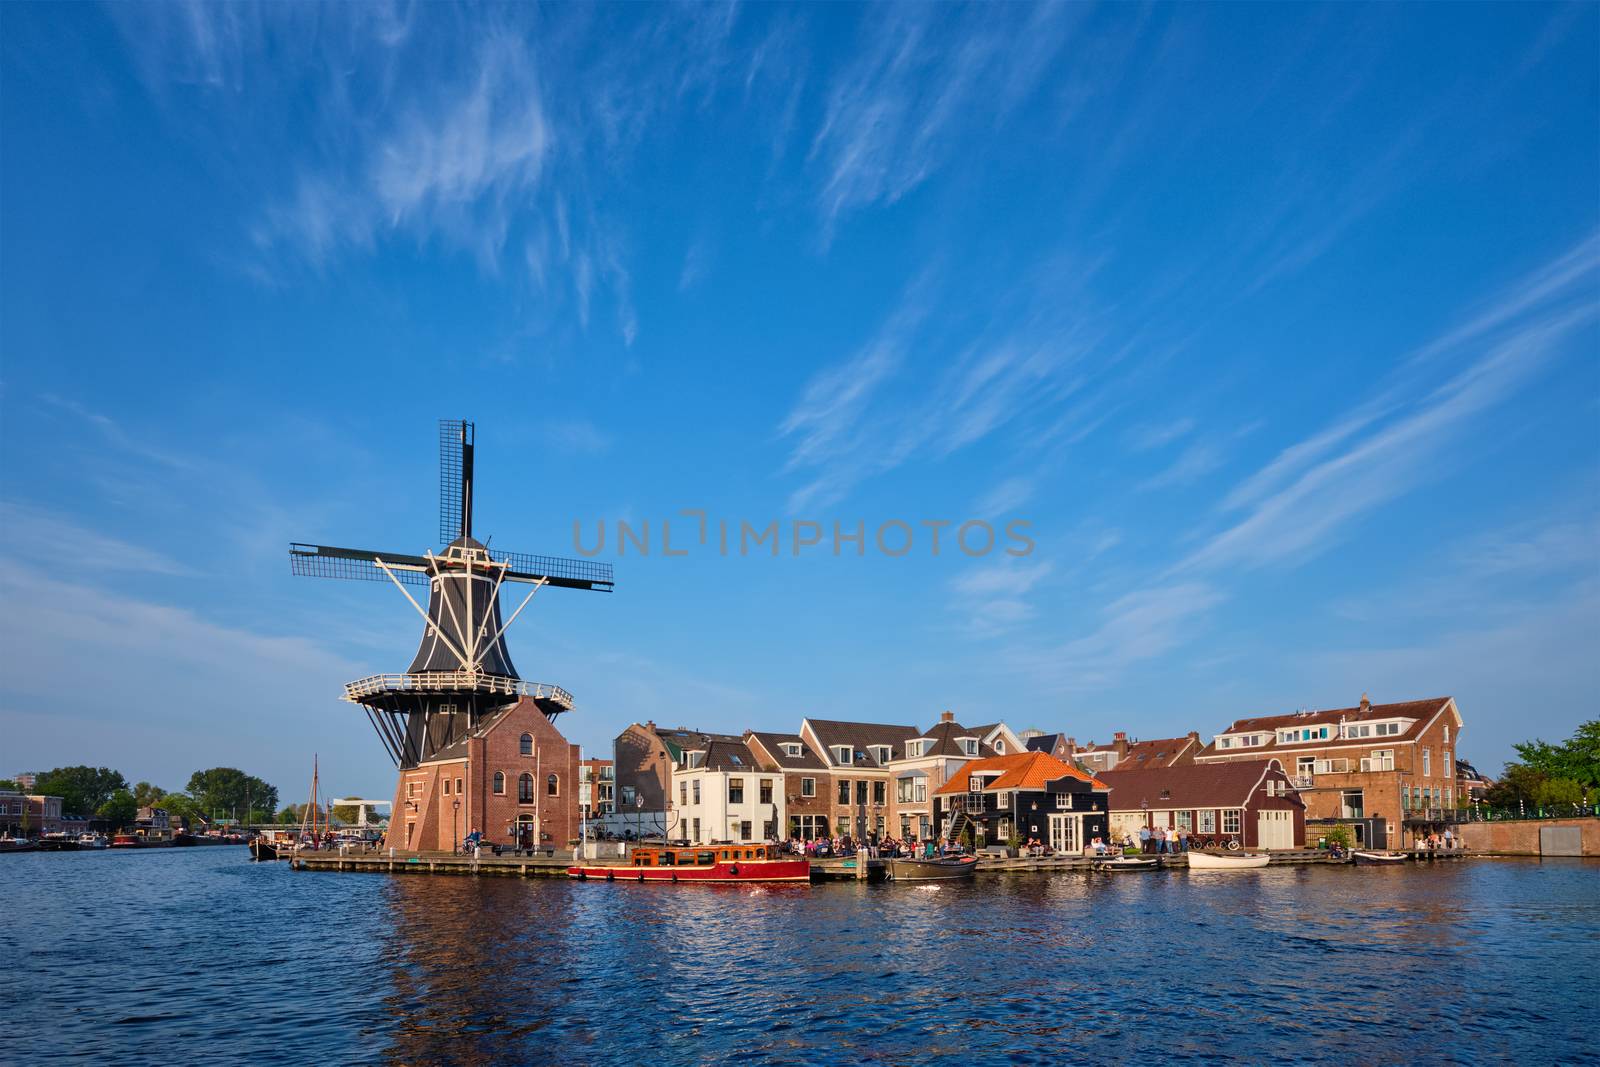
286 846 1457 878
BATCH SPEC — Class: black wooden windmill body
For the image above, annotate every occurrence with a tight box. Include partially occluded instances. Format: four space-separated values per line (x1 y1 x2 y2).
290 420 612 768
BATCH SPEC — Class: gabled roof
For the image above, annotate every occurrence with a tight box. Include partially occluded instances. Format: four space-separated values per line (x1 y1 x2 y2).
747 732 827 771
696 738 760 774
804 719 921 768
1118 736 1198 768
1199 697 1456 757
1098 760 1298 812
912 719 999 759
1025 733 1066 753
933 752 1107 794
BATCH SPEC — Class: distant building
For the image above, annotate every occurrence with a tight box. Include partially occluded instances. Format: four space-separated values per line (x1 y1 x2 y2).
1069 731 1202 775
579 758 615 819
0 791 63 836
745 731 832 841
12 773 37 791
885 713 1024 841
671 736 781 844
1020 732 1073 761
613 722 715 830
1194 694 1464 849
1456 758 1493 802
1099 759 1305 850
932 752 1111 853
135 805 171 842
799 718 923 842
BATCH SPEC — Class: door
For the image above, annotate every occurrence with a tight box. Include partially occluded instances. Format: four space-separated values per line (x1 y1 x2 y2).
1048 814 1080 853
1256 810 1293 850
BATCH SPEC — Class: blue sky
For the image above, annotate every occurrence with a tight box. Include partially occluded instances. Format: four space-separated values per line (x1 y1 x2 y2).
2 3 1596 801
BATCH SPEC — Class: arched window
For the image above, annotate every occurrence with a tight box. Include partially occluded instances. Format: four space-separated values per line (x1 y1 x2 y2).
547 773 559 797
518 773 534 803
520 733 534 756
493 771 505 795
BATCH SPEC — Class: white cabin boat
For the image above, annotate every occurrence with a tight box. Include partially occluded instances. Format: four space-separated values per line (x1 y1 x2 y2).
1186 850 1270 869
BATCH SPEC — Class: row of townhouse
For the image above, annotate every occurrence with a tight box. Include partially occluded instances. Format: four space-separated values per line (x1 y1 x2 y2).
607 693 1477 851
615 713 1041 846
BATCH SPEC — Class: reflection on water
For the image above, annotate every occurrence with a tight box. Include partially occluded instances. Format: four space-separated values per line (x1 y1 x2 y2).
6 850 1596 1064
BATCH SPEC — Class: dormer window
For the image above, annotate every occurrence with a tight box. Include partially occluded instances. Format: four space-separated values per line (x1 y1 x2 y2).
906 740 926 758
783 743 803 758
872 746 892 764
994 740 1006 754
831 746 852 765
687 751 706 769
960 738 978 756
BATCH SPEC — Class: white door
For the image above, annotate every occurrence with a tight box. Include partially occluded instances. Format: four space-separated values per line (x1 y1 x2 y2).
1048 814 1079 853
1256 810 1293 850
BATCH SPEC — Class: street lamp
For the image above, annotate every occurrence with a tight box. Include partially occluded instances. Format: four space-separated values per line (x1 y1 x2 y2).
452 799 461 854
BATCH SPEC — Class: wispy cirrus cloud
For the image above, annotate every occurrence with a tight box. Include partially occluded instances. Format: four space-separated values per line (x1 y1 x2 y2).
808 5 1079 237
1018 581 1224 691
1187 237 1599 573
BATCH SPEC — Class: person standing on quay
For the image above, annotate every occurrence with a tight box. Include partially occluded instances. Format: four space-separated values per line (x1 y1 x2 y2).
1138 825 1150 853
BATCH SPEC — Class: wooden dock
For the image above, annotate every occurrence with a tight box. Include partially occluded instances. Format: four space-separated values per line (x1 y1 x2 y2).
288 846 1436 879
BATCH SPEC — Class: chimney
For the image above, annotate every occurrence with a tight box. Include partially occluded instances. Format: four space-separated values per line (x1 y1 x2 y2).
1113 731 1129 759
1359 693 1370 713
940 709 955 723
1187 730 1200 744
1066 736 1077 754
645 720 656 732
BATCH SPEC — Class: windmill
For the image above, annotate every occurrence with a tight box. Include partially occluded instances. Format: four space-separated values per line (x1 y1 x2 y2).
290 420 612 769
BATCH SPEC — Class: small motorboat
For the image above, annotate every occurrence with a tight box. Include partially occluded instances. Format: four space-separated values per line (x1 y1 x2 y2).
1352 850 1409 866
1186 850 1270 870
0 836 37 853
77 832 109 850
109 833 142 848
886 855 978 881
1095 855 1160 871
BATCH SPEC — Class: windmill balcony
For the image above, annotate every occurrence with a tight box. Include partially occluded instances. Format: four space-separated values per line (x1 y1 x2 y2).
342 670 574 710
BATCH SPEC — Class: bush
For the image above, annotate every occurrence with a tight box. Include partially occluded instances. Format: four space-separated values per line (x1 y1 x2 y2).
1322 824 1354 849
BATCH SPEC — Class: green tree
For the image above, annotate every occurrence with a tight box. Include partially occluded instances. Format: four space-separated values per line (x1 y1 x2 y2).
0 779 17 791
35 766 127 817
97 789 137 829
1322 824 1354 849
131 781 166 808
1484 764 1544 808
158 792 208 827
186 768 278 821
278 805 302 825
1535 778 1584 807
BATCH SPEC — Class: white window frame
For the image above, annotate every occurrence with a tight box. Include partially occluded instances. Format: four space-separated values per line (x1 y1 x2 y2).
1199 810 1216 833
1222 809 1241 834
1055 793 1073 810
831 746 852 765
800 777 816 798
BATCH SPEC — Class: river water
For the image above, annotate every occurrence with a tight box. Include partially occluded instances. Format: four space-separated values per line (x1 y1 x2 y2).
4 848 1595 1064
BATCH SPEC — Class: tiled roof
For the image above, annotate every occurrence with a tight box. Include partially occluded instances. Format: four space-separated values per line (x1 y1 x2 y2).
1098 760 1295 812
1198 697 1455 757
1118 736 1198 768
747 732 827 771
699 738 760 774
804 719 921 767
933 752 1107 795
913 719 998 759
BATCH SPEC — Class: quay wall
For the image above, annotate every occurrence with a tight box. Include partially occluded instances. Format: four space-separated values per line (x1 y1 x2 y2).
1458 818 1599 857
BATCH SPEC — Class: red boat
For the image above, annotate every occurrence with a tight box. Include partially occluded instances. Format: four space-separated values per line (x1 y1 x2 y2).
109 833 142 848
568 844 812 884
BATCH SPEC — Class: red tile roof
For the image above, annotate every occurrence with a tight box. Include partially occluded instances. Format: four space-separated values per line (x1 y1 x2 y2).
1098 760 1297 811
933 751 1107 795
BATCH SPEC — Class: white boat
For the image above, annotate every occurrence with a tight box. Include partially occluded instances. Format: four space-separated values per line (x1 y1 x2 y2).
1096 855 1160 871
1186 850 1270 869
1351 850 1407 866
77 832 109 850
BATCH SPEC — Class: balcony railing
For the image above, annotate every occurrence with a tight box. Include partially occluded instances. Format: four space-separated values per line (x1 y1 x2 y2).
342 671 574 709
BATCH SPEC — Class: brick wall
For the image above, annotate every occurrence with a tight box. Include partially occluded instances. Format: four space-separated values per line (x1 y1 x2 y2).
1458 818 1600 856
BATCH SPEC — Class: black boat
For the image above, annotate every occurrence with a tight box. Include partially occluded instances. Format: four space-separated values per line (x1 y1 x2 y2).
885 856 979 882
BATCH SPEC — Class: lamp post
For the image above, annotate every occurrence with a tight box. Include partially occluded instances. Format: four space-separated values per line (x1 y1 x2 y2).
452 799 461 854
